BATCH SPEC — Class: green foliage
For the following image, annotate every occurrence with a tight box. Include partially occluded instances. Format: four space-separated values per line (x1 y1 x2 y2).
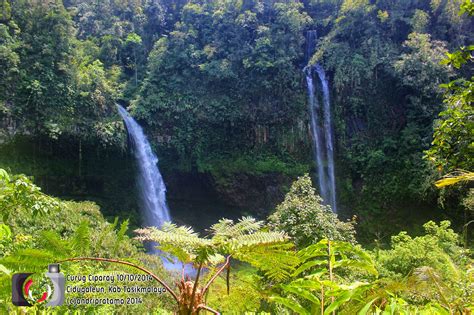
425 0 472 171
197 154 310 178
460 0 474 16
0 171 60 221
0 1 125 146
0 167 472 313
426 63 473 172
0 169 172 313
0 0 11 21
376 221 466 277
308 0 470 222
1 0 472 233
0 223 11 256
269 174 356 248
270 239 377 314
424 2 472 228
133 0 311 170
0 0 472 311
135 216 298 281
435 171 474 188
206 266 263 313
374 221 472 312
270 224 473 314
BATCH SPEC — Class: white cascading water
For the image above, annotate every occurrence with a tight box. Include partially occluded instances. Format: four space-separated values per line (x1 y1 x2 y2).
315 65 337 213
305 67 328 202
305 30 337 212
117 105 194 273
117 105 171 227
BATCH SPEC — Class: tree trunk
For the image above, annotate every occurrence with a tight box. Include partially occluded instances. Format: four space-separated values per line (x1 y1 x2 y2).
177 279 204 315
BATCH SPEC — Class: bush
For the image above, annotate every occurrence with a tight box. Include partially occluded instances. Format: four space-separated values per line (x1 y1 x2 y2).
269 174 355 247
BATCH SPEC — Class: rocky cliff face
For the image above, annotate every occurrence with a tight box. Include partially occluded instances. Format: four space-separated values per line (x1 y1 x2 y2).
208 172 293 215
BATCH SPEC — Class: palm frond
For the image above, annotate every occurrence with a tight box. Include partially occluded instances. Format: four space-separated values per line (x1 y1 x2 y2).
280 280 321 305
435 170 474 187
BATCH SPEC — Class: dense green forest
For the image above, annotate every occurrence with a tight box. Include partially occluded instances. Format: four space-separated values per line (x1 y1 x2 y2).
0 0 472 313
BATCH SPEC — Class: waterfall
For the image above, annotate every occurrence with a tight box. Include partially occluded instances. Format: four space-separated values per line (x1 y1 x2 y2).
118 105 193 272
305 68 328 201
315 65 337 212
117 105 171 228
305 31 337 212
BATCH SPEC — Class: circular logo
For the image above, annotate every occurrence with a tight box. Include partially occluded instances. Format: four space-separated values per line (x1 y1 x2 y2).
22 273 54 305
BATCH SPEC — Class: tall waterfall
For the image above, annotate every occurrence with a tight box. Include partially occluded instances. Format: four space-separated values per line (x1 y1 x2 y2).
118 105 191 272
305 30 337 212
117 105 171 228
305 68 328 202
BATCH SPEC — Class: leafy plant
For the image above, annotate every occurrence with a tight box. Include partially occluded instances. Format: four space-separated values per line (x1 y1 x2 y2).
0 169 60 221
135 216 299 314
425 0 473 174
435 170 474 188
269 174 356 248
0 168 171 313
269 239 377 314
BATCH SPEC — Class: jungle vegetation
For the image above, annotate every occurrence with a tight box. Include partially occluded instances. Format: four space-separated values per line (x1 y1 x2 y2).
0 0 472 235
0 0 472 313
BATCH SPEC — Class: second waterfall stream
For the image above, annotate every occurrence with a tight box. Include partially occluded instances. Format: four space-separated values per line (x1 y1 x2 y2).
305 30 337 212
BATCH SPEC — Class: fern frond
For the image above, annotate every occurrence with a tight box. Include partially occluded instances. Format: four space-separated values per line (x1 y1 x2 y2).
229 231 288 248
135 225 211 250
0 264 11 275
296 239 378 276
211 216 263 238
113 219 129 255
38 230 71 257
71 220 91 256
233 243 298 281
1 249 56 271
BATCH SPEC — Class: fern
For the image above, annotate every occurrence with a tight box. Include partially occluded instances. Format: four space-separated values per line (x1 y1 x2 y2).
113 219 129 255
270 239 378 314
71 220 91 256
135 217 297 280
234 243 299 281
136 225 211 249
38 230 71 257
95 216 119 253
1 248 56 271
210 216 263 238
